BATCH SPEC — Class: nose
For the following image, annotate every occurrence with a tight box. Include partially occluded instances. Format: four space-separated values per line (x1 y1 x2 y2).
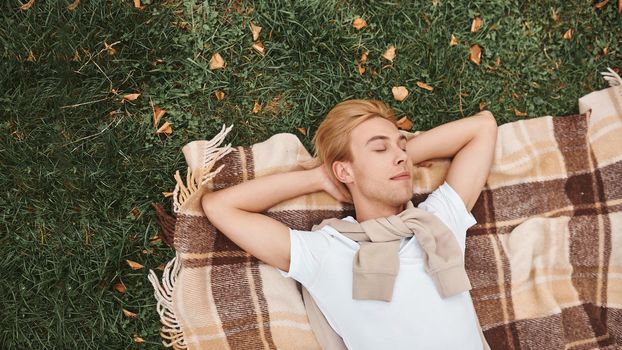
395 146 408 166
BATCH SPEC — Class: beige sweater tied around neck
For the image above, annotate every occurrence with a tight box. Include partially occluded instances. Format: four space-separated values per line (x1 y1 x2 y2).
311 200 472 301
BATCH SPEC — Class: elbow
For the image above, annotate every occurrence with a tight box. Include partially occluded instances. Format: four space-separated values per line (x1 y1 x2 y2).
479 110 497 127
201 192 219 218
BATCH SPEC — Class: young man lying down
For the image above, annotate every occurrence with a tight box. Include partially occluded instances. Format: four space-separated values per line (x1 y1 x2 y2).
201 99 497 350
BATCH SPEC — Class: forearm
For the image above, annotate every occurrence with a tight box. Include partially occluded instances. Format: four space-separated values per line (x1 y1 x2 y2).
405 111 495 164
202 169 322 213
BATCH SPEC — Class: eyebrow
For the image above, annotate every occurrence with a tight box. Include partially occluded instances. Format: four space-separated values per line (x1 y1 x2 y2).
365 134 407 146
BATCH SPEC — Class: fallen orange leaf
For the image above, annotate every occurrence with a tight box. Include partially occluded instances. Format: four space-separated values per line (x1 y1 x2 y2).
252 41 265 56
250 22 262 41
470 16 482 32
352 17 367 30
357 51 368 75
129 207 141 219
514 109 527 117
563 28 572 40
416 81 433 91
156 121 173 135
450 34 458 46
162 191 173 197
149 234 162 245
252 100 262 113
20 0 35 10
396 116 413 130
297 127 307 135
603 46 609 55
134 336 145 343
142 248 154 254
382 45 396 62
479 100 486 111
133 0 141 8
594 0 608 9
26 50 35 62
392 86 409 102
495 56 501 66
104 41 117 56
153 106 165 128
114 282 126 294
469 44 481 65
123 308 137 318
122 93 141 102
67 0 80 11
126 259 144 270
214 91 225 100
156 263 166 271
209 53 225 70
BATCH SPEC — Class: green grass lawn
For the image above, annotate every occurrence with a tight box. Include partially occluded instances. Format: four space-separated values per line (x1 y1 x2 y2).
1 0 620 348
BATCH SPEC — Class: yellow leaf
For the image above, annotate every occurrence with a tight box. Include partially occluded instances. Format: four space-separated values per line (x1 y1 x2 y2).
450 34 458 46
396 116 413 130
162 191 173 197
470 16 482 32
352 17 367 30
156 121 173 135
114 282 126 294
514 108 527 117
479 100 486 111
214 91 225 100
416 81 433 91
209 53 225 70
122 308 137 318
134 336 145 343
252 100 262 113
152 106 165 128
250 22 262 41
122 93 141 102
382 45 396 62
126 259 144 270
20 0 35 10
469 44 481 65
563 28 572 40
297 127 307 135
594 0 608 9
133 0 141 8
392 86 409 102
26 50 35 62
252 41 265 56
67 0 80 11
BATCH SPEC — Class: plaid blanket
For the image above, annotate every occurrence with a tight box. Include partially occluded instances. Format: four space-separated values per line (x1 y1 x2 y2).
149 74 622 349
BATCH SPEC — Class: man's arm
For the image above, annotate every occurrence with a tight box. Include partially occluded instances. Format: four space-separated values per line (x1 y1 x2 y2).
405 111 497 211
201 165 347 272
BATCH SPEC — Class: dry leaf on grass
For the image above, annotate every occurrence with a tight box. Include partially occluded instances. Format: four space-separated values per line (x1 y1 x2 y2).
126 259 144 270
603 47 609 55
129 207 140 219
358 51 368 75
214 91 225 100
392 86 409 101
114 282 126 294
469 44 481 65
67 0 80 11
156 263 166 271
252 41 265 56
450 34 458 46
396 116 413 130
156 121 172 135
250 22 262 41
104 41 117 56
20 0 35 10
416 81 433 91
252 100 262 113
563 28 573 40
134 336 145 343
352 17 367 30
479 100 487 111
594 0 609 9
495 56 501 66
162 191 173 197
514 109 527 117
133 0 142 9
26 50 35 62
209 53 225 70
123 308 137 318
470 16 482 32
122 93 140 102
297 127 307 135
383 45 396 62
153 106 165 128
149 235 161 245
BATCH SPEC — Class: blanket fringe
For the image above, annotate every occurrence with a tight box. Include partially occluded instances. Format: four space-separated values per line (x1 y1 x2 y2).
148 255 187 349
172 124 234 214
601 67 621 87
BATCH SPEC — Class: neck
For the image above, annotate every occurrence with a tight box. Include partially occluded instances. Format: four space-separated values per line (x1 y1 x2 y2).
352 198 407 222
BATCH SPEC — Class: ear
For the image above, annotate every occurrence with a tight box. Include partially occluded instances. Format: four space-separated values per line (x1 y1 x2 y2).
332 161 354 184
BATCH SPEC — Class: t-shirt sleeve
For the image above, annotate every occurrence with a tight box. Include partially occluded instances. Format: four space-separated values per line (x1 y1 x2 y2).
417 181 477 251
276 227 331 287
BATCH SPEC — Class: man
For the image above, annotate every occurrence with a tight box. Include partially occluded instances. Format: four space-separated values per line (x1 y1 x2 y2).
201 99 497 349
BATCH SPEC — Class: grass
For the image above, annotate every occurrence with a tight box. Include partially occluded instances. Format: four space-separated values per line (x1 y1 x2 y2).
1 0 620 348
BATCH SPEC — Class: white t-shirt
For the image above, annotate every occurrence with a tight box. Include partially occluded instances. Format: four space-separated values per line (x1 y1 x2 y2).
278 181 482 350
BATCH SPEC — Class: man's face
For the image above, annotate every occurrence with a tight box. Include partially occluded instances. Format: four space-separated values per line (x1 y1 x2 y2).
343 117 414 207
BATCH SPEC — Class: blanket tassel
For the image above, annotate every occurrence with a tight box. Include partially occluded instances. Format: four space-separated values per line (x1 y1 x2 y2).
148 255 187 349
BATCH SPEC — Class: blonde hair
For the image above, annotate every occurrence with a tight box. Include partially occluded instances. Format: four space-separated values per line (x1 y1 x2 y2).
306 99 398 200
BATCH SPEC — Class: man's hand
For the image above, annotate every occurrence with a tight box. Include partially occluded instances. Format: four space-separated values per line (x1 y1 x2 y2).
312 164 353 204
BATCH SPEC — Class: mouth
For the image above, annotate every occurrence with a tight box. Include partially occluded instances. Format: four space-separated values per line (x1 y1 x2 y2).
390 171 411 181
